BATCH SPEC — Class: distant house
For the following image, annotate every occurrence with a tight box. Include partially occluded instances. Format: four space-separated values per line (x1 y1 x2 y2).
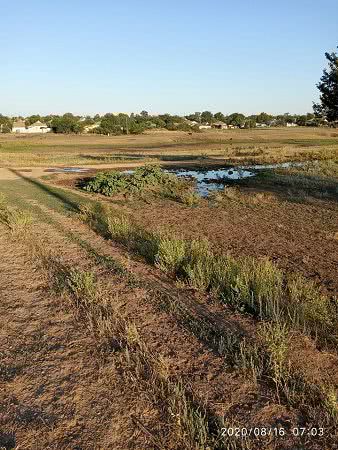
256 123 268 128
286 122 297 127
198 125 212 130
212 121 228 129
11 120 51 133
27 120 51 133
12 120 26 133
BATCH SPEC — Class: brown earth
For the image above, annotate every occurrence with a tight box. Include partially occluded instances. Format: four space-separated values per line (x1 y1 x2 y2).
1 172 338 449
54 173 338 296
125 196 338 295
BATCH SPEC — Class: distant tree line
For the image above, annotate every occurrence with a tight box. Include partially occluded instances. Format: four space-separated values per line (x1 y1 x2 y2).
1 110 328 135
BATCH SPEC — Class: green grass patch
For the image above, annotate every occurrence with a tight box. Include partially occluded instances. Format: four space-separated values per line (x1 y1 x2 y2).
79 206 338 348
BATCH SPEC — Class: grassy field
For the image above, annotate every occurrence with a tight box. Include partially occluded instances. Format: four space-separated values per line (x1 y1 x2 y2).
1 127 338 168
0 129 338 449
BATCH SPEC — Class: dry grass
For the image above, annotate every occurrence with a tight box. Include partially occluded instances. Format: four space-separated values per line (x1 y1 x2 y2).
3 198 338 447
0 194 33 233
1 127 338 168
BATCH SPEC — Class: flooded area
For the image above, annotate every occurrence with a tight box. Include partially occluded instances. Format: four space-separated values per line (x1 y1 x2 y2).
45 167 91 173
166 161 306 196
47 161 306 197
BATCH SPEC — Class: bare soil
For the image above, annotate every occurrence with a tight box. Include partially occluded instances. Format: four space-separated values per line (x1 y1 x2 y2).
55 173 338 296
1 164 338 449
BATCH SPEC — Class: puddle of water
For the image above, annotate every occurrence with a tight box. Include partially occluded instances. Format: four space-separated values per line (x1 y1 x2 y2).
122 161 309 197
166 167 255 196
166 161 306 196
45 167 90 173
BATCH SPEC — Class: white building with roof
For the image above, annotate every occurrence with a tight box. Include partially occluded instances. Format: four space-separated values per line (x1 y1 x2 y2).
11 120 51 133
12 120 27 133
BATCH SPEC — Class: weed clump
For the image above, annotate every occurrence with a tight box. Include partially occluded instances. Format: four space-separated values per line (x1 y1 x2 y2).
0 196 33 234
78 205 338 346
82 165 201 206
84 165 178 196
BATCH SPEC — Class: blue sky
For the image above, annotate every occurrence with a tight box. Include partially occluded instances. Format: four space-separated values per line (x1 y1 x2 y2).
1 0 337 116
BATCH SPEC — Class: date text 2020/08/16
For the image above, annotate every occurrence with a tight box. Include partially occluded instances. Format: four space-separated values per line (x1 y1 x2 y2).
221 427 325 438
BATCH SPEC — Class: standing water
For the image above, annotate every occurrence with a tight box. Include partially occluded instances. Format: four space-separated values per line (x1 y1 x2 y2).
165 161 305 196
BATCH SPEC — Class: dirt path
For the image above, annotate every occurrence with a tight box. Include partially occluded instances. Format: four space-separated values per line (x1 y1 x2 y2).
0 229 158 450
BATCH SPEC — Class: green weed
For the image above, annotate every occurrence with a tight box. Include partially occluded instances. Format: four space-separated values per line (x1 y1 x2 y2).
155 237 187 273
0 198 33 233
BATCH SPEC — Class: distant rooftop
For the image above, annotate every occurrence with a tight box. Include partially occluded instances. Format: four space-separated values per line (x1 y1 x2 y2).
12 120 26 128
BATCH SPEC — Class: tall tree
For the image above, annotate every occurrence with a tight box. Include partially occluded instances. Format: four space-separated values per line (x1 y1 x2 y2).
214 112 226 122
227 113 245 127
200 111 213 124
313 47 338 122
256 112 272 124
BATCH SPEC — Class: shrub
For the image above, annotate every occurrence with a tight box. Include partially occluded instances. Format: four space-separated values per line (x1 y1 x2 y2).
83 171 128 196
0 199 33 234
286 274 335 341
155 237 187 273
107 215 132 244
82 165 201 206
66 269 97 303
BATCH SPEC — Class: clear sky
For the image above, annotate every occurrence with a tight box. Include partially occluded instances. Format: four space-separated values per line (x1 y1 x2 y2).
1 0 337 117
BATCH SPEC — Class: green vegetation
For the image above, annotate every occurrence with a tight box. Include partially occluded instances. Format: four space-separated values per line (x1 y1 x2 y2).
80 206 338 348
2 190 338 447
0 194 33 233
83 165 177 196
82 165 200 206
314 46 338 123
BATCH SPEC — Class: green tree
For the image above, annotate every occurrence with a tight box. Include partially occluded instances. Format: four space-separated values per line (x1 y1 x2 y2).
98 114 122 135
244 119 256 128
296 115 307 126
0 114 12 133
214 112 226 122
256 112 272 124
25 115 42 126
313 47 338 122
51 114 84 134
226 113 245 127
201 111 213 124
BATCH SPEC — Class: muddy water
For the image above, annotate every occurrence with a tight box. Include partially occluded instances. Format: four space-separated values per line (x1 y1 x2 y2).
166 161 305 196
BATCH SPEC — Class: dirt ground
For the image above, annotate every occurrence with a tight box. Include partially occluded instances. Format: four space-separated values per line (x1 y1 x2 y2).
1 131 338 449
54 172 338 296
0 225 162 449
1 178 338 449
124 195 338 295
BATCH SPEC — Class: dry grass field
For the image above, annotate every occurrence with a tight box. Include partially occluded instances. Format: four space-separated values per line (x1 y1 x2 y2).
1 127 338 169
0 128 337 449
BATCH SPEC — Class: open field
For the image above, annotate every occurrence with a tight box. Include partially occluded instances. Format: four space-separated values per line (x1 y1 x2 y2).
0 130 338 449
1 128 338 169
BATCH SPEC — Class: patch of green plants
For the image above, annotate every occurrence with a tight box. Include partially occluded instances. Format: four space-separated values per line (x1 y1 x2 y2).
82 165 201 206
81 207 337 347
0 194 33 233
83 165 178 196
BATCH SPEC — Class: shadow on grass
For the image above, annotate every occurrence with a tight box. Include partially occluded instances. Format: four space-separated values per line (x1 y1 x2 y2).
0 431 16 449
9 169 81 212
